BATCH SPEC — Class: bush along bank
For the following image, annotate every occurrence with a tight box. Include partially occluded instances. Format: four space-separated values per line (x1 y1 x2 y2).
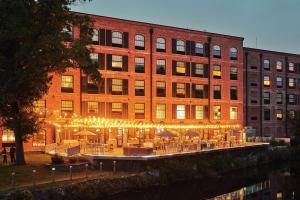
2 145 294 200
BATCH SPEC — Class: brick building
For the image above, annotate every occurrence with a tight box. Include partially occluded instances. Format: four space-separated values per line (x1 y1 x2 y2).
244 48 300 138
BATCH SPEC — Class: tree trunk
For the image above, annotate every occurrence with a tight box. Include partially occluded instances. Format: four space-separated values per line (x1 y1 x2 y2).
14 128 26 165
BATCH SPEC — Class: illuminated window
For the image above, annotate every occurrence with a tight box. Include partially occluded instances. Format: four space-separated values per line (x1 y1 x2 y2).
195 63 204 76
156 37 166 51
112 31 122 45
213 65 221 79
135 57 145 73
195 43 204 55
112 55 123 70
90 53 98 64
61 100 73 116
276 61 283 71
264 59 270 70
135 34 145 49
176 61 186 74
213 106 221 120
176 83 185 96
61 75 73 92
156 81 166 97
230 107 238 120
276 109 283 120
194 84 206 98
276 93 283 104
135 80 145 96
213 85 221 99
156 104 166 119
230 47 237 60
32 130 46 147
276 192 283 200
230 86 237 100
87 102 98 114
288 110 296 120
176 40 185 52
156 59 166 74
112 79 123 92
264 75 270 87
176 105 185 119
92 29 99 44
195 105 204 120
213 45 221 58
34 100 46 116
288 78 296 88
276 77 283 88
2 129 15 143
230 67 237 80
112 103 122 113
288 94 296 105
135 103 145 118
289 62 295 72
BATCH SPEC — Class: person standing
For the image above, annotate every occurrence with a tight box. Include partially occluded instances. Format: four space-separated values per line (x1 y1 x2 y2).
1 148 7 165
10 146 16 164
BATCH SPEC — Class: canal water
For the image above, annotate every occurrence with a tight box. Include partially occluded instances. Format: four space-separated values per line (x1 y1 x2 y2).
111 162 300 200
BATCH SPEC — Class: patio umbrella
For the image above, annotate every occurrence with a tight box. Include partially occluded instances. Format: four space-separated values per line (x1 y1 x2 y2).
157 130 178 138
74 130 97 136
184 130 200 137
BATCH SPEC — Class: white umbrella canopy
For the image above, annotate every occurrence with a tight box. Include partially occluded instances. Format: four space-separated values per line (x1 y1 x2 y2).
74 130 97 137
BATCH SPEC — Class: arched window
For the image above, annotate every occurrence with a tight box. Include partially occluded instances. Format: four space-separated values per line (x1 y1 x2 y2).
213 45 221 58
176 40 185 52
156 37 166 51
135 34 145 49
195 43 204 55
112 31 122 45
230 47 237 60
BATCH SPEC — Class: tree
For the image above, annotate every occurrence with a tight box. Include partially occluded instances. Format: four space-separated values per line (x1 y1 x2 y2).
0 0 100 165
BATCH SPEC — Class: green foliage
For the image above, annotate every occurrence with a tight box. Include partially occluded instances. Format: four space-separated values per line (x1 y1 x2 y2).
270 140 289 147
0 0 99 164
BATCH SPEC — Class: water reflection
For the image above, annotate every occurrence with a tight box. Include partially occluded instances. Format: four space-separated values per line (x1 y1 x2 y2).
111 162 300 200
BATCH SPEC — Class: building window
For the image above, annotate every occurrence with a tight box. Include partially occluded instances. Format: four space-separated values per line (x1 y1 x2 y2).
230 107 238 120
176 83 185 97
32 130 46 147
34 100 46 116
288 94 296 105
276 93 283 104
230 67 238 80
135 34 145 50
276 61 283 71
276 77 283 88
87 102 98 114
213 85 221 99
156 81 166 97
264 109 270 120
135 57 145 73
263 92 270 104
176 105 185 119
194 84 207 98
1 129 15 143
230 48 237 60
213 45 221 58
264 75 270 87
135 103 145 119
176 40 185 52
112 55 123 70
213 106 221 120
288 110 296 120
92 29 99 44
112 31 122 45
62 25 73 40
263 59 270 70
112 102 122 113
194 63 204 77
61 75 73 93
230 86 237 100
176 61 186 75
156 104 166 119
112 79 123 93
156 59 166 74
156 37 166 52
289 62 295 72
213 65 221 79
276 109 283 120
90 53 98 65
61 100 73 116
195 105 204 120
135 80 145 96
195 43 204 55
288 78 296 88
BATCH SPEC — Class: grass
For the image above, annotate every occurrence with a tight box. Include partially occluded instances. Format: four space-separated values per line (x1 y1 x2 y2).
0 153 128 193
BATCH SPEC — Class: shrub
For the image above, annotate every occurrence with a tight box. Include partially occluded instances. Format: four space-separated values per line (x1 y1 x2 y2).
51 154 64 165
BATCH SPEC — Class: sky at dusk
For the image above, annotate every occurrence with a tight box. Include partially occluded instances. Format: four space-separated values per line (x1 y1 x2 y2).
72 0 300 54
